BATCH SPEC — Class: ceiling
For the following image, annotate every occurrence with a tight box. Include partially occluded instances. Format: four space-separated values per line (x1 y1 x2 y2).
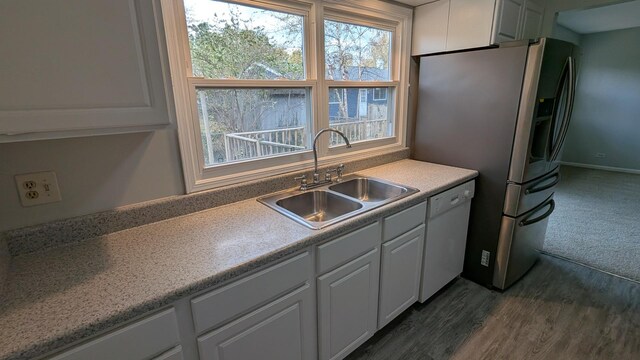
557 0 640 34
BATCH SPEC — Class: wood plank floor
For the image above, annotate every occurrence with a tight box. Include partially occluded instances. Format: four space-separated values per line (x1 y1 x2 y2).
347 254 640 360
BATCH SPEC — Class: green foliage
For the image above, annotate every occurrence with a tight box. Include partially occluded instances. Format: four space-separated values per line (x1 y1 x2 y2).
188 13 303 80
324 20 390 81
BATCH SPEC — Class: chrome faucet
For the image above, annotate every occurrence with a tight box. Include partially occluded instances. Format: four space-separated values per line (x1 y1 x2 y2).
295 128 352 190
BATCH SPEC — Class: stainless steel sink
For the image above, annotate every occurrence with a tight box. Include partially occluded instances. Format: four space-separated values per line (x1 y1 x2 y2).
276 191 362 223
329 178 409 202
258 175 419 229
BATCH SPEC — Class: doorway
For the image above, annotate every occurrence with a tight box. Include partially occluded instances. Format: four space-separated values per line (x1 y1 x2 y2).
543 0 640 282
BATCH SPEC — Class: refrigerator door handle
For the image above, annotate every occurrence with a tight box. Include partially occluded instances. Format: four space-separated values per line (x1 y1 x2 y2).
550 56 577 161
525 172 560 195
519 198 555 227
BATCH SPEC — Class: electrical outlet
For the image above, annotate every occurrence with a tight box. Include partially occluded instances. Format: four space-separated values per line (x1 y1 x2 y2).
15 171 62 207
481 250 490 267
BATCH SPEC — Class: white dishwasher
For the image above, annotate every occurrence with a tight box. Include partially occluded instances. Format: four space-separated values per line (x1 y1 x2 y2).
419 180 475 302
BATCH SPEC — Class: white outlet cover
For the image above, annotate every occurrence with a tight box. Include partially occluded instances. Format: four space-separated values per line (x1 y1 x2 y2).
15 171 62 207
481 250 490 267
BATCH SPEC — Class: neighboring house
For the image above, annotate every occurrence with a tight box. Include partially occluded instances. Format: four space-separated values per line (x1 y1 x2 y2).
327 66 389 122
224 64 388 131
328 87 388 122
245 62 306 130
202 64 390 164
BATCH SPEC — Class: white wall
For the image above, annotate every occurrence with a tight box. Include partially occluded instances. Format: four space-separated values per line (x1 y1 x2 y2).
561 26 640 170
0 0 189 232
0 129 185 232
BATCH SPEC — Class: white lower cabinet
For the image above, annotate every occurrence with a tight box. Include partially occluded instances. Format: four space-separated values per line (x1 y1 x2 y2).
191 251 315 360
317 248 380 360
50 308 180 360
46 197 468 360
197 284 315 360
154 346 185 360
378 225 425 329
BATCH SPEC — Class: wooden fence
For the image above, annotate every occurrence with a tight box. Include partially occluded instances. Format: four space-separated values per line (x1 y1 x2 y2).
208 119 389 163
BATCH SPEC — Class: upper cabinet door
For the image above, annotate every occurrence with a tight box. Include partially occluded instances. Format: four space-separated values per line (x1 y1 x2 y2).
0 0 170 142
446 0 495 51
492 0 525 43
412 0 450 56
521 0 544 40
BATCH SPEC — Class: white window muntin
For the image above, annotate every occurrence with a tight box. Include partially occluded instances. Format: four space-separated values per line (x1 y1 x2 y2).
321 8 400 152
162 0 412 192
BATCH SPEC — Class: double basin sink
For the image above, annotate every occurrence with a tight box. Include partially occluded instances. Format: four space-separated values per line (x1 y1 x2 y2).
258 175 419 229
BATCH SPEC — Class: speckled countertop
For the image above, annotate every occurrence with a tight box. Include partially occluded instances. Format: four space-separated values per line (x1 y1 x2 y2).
0 160 477 360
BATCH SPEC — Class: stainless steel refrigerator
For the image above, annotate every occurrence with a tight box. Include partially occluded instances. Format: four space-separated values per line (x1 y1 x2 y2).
412 38 578 290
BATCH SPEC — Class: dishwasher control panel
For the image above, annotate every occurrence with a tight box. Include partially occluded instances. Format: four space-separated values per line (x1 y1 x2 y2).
429 180 475 218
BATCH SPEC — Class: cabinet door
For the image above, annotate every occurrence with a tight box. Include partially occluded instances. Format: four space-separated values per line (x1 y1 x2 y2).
412 0 450 56
317 248 380 360
153 346 184 360
0 0 170 142
492 0 525 43
378 225 425 329
446 0 495 51
521 0 544 40
197 284 316 360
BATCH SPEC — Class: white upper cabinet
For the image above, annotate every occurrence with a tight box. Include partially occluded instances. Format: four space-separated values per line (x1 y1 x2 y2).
412 0 545 56
521 0 545 41
412 0 450 55
446 0 496 52
0 0 171 142
492 0 525 43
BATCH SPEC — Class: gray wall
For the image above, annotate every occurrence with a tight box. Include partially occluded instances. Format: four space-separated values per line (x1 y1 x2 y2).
0 130 185 232
552 24 582 45
542 0 625 36
561 26 640 170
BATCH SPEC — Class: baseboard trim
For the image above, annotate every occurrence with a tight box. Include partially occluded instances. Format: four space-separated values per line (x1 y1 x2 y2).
541 251 640 285
559 161 640 175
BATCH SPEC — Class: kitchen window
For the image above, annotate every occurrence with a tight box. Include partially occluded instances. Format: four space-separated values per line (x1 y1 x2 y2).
161 0 412 192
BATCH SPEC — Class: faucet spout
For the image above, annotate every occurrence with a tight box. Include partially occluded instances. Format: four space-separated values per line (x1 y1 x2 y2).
312 128 352 182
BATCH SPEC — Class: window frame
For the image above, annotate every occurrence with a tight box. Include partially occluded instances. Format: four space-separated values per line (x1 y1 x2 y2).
161 0 413 192
372 88 387 101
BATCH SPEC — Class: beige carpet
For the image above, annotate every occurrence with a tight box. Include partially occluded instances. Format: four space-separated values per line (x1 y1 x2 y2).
543 165 640 282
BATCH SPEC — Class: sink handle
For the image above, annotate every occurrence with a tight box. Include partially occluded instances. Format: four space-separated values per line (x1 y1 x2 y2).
294 175 308 190
325 168 338 182
336 164 345 181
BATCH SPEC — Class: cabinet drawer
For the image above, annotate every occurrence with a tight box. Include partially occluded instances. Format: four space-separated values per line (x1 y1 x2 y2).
197 284 315 360
191 251 311 334
50 308 179 360
316 222 381 274
383 202 427 242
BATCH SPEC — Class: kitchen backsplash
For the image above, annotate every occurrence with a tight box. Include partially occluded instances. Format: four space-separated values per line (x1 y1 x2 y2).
3 148 410 257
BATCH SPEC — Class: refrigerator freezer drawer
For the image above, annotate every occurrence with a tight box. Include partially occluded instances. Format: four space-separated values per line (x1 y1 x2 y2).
503 168 559 217
493 194 555 290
